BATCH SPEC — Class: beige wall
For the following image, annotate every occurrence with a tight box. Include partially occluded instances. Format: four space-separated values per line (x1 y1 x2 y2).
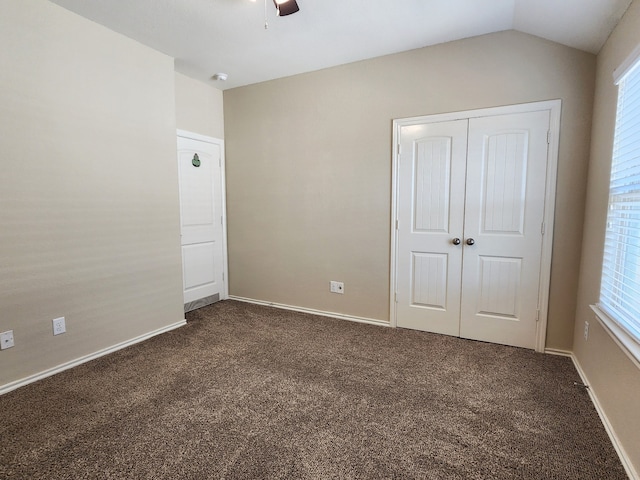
175 72 225 139
0 1 184 388
573 0 640 474
224 30 595 349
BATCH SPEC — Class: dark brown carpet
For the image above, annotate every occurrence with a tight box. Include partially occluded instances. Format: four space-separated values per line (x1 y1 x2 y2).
0 300 627 479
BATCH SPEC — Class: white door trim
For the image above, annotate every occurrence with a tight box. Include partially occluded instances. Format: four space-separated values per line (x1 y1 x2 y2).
177 129 229 301
390 100 561 352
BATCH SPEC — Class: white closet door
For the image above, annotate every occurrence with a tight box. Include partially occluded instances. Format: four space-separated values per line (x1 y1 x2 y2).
394 108 552 349
177 134 226 308
396 120 468 335
460 110 550 348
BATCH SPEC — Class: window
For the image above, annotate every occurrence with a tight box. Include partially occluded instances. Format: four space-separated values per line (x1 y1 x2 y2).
595 49 640 364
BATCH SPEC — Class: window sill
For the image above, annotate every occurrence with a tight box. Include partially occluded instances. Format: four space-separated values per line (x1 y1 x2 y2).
590 304 640 370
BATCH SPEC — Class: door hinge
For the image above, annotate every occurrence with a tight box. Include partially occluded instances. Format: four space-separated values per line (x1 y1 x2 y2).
221 216 223 226
219 156 221 167
222 272 225 281
394 292 398 303
536 309 540 322
395 219 399 230
541 222 545 235
547 130 551 144
397 144 401 156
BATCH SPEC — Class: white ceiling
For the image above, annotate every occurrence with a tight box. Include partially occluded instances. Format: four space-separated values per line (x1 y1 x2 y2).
50 0 632 90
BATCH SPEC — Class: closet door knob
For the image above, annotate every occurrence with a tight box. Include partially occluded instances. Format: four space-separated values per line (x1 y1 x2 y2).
466 238 475 246
452 238 461 245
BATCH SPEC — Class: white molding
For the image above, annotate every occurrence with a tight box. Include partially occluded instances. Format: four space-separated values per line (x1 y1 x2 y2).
2 311 635 478
229 296 390 328
217 137 229 300
389 120 400 328
536 100 562 352
392 99 563 126
570 352 639 480
613 42 640 85
390 100 562 352
0 320 186 396
176 130 229 301
544 348 573 357
176 129 217 144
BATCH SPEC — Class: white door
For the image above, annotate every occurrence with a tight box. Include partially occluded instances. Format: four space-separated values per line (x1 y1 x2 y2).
395 108 552 349
396 119 468 336
177 132 227 311
460 111 549 347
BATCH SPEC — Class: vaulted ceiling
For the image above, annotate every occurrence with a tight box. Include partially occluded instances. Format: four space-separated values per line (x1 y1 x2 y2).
50 0 632 90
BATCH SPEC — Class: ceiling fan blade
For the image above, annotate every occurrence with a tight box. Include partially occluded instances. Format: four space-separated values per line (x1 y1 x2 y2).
273 0 299 16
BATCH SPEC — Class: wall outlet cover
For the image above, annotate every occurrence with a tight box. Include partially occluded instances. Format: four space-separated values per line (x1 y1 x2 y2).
1 330 15 350
53 317 66 336
584 320 589 340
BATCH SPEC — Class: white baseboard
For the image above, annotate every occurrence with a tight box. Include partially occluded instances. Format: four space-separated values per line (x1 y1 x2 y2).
3 310 635 479
544 348 573 357
569 353 638 480
224 302 635 479
228 295 390 328
0 320 187 396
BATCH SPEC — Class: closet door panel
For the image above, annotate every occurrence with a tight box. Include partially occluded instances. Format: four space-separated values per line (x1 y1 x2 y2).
395 120 468 336
460 110 550 349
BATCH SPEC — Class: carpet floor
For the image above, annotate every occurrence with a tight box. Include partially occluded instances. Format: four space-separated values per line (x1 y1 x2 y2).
0 300 628 479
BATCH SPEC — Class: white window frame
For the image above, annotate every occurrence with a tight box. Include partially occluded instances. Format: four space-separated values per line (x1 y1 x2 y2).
591 44 640 370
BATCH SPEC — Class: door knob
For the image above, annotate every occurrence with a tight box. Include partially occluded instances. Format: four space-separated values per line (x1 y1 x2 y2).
466 238 475 246
452 238 461 245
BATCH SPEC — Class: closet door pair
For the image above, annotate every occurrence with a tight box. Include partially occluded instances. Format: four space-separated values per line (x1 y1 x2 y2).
395 110 550 349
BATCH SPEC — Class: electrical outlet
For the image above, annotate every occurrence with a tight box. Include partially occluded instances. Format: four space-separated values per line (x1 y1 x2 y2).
52 317 66 336
1 330 15 350
330 281 344 294
584 320 589 341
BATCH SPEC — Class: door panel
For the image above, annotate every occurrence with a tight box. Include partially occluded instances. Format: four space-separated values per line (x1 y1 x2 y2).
183 243 216 290
413 136 455 233
480 131 528 234
177 135 225 307
411 252 448 310
460 110 550 348
396 120 468 335
476 255 521 318
179 146 216 244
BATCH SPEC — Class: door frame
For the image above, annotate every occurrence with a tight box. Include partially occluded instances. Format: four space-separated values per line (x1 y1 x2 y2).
177 129 229 302
389 100 562 352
